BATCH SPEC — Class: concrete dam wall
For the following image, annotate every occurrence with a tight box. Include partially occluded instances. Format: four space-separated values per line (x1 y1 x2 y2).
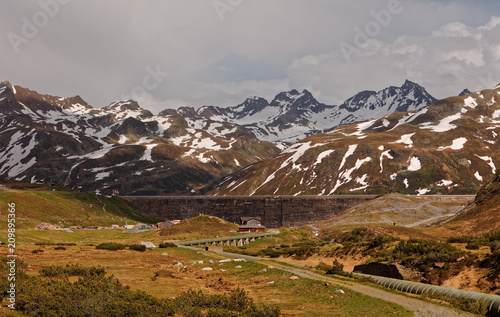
122 195 378 228
121 195 474 228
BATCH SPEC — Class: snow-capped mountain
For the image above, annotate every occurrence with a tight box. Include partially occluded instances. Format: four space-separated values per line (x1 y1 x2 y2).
0 79 436 195
178 80 436 143
0 81 280 195
207 85 500 196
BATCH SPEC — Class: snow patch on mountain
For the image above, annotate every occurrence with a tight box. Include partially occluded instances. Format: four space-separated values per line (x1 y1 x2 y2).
421 113 461 132
379 150 394 172
315 150 335 165
391 133 415 148
407 156 422 171
438 137 468 151
476 155 496 173
330 156 372 194
339 144 358 171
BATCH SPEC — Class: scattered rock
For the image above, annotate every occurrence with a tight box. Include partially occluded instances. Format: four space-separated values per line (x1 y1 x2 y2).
335 289 345 294
456 256 466 262
289 276 299 280
267 281 275 284
235 265 242 269
202 267 213 271
162 252 168 256
433 262 445 268
259 269 267 273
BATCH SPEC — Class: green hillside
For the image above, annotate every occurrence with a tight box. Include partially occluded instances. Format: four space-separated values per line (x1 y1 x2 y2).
0 186 156 229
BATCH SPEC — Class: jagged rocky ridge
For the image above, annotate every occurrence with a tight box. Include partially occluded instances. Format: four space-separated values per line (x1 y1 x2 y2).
0 80 436 195
180 80 435 142
207 85 500 196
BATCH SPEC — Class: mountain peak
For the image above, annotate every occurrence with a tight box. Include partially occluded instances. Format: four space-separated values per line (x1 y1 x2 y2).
401 80 427 92
101 100 153 120
0 81 16 95
459 89 472 96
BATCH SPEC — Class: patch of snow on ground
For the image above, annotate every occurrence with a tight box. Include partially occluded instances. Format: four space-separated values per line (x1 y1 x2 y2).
330 157 372 194
437 137 467 151
416 188 430 195
407 156 421 171
349 174 369 192
420 113 462 132
475 155 497 173
280 142 325 170
140 144 158 161
379 150 394 173
474 172 483 181
404 178 409 188
437 180 453 186
493 110 500 119
117 135 129 144
250 173 276 195
0 131 39 177
390 173 397 180
338 144 358 171
463 96 478 111
391 133 415 148
314 150 335 165
95 172 111 181
390 108 428 131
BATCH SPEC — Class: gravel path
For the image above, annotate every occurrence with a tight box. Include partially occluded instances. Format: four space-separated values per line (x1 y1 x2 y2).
186 245 476 316
267 262 475 317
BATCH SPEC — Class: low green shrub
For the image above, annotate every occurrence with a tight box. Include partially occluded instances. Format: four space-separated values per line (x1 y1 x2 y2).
95 242 127 251
129 244 146 252
32 249 44 254
54 246 66 251
0 260 281 317
465 242 480 250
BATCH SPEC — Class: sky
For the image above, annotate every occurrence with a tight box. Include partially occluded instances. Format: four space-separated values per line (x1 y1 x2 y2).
1 0 500 113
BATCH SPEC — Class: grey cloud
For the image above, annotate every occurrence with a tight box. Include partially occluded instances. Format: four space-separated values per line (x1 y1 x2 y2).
1 0 499 112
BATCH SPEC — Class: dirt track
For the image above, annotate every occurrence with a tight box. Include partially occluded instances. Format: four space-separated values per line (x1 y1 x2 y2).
266 262 475 317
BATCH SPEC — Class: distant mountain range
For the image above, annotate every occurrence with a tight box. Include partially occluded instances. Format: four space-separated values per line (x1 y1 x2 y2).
176 80 435 142
0 80 436 195
207 84 500 196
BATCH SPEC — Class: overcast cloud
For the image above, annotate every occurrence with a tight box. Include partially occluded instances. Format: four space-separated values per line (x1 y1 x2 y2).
1 0 500 113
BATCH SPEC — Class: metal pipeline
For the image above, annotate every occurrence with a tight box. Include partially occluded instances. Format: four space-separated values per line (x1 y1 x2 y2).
354 273 500 317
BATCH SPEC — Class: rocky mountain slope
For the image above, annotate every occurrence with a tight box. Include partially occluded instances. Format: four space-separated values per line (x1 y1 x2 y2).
0 81 279 195
208 85 500 196
0 80 435 195
443 170 500 235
